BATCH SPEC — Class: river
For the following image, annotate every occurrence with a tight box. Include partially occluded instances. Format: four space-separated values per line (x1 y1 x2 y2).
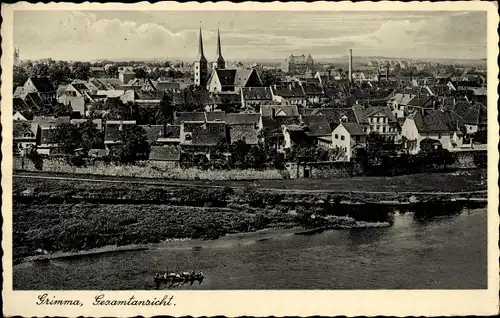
13 207 487 290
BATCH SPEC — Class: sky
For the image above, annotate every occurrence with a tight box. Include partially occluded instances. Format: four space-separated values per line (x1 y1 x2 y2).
13 10 487 62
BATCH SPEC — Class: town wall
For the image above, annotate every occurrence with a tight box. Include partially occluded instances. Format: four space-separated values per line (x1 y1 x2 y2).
13 156 283 181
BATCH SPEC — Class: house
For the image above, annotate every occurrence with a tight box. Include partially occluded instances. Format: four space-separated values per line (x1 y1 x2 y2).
331 122 367 161
90 66 106 78
228 123 260 145
119 70 136 85
260 104 300 118
301 83 325 105
387 93 415 118
401 109 464 154
104 120 137 147
13 111 27 121
148 146 181 168
206 68 262 93
90 78 124 90
240 87 273 110
361 106 400 142
180 121 227 149
13 121 38 154
447 101 487 135
260 116 301 151
270 85 306 106
282 115 332 149
23 76 57 103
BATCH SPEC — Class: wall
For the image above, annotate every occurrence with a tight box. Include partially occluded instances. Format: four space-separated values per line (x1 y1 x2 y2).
285 161 362 179
14 156 283 181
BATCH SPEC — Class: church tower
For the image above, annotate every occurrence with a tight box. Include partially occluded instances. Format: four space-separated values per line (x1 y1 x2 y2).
214 23 225 70
194 26 208 87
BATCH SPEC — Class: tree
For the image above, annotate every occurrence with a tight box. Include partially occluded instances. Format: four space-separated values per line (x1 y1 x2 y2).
157 93 174 124
72 62 91 80
101 98 135 120
13 65 29 90
133 67 148 79
115 125 151 163
49 120 103 158
105 65 119 78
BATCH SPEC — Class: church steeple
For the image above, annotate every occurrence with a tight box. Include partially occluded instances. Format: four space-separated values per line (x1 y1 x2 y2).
214 23 225 70
197 25 207 62
194 23 208 87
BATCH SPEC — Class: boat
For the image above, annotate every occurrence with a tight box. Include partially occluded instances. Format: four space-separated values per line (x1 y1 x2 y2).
154 271 204 289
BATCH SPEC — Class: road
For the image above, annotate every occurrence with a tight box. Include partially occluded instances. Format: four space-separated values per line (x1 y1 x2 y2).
12 171 488 195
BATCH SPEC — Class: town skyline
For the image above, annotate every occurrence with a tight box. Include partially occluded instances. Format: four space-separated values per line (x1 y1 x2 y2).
14 10 486 62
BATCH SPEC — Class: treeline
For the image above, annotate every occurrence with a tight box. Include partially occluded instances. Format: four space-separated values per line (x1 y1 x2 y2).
13 59 189 90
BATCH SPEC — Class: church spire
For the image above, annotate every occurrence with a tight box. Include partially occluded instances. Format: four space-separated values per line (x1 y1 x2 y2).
215 22 225 70
197 23 207 62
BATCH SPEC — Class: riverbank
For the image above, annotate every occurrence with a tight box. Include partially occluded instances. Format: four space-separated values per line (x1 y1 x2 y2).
19 219 391 264
13 169 487 263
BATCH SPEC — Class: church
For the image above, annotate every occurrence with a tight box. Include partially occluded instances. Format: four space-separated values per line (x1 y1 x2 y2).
194 25 262 93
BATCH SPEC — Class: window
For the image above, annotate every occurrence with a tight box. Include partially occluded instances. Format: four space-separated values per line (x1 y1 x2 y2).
195 72 199 77
379 117 383 123
382 127 386 133
195 65 199 69
438 133 442 139
376 125 380 131
340 135 345 141
334 134 338 139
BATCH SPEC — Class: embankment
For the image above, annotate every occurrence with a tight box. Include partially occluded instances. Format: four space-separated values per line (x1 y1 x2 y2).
13 171 487 263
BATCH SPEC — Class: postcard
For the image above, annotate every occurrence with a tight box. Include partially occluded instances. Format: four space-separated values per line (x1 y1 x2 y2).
2 1 499 317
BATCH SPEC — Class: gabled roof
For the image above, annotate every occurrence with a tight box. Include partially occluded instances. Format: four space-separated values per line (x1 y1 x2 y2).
13 121 38 139
364 106 397 123
272 86 305 98
302 84 324 96
448 101 487 126
32 116 70 126
408 110 455 134
241 87 272 100
338 122 366 136
260 104 300 117
174 112 206 124
300 115 332 136
28 76 55 92
224 113 261 125
189 122 226 146
261 116 301 134
407 95 434 108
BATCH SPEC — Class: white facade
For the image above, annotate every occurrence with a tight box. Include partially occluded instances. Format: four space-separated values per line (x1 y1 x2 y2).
401 118 464 154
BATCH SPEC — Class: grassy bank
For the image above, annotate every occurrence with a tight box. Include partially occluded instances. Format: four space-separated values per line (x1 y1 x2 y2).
13 169 487 261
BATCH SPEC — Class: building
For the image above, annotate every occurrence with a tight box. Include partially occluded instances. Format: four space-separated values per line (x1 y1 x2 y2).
119 70 136 85
240 87 273 110
270 85 306 106
282 54 315 75
13 121 38 154
331 122 367 161
206 68 261 93
213 24 226 70
194 27 209 87
401 109 464 154
104 120 137 148
22 76 57 103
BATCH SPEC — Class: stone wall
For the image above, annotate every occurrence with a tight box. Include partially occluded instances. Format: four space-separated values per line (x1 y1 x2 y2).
13 156 283 181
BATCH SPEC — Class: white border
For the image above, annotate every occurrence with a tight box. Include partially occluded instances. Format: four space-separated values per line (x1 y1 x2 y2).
2 2 499 316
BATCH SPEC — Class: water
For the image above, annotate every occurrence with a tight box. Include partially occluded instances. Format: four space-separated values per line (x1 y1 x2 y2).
13 207 487 290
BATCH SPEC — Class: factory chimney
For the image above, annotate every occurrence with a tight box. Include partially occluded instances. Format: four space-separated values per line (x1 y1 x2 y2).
348 49 353 82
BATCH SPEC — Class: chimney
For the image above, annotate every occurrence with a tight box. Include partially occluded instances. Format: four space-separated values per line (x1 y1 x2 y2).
348 49 353 82
421 107 425 116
